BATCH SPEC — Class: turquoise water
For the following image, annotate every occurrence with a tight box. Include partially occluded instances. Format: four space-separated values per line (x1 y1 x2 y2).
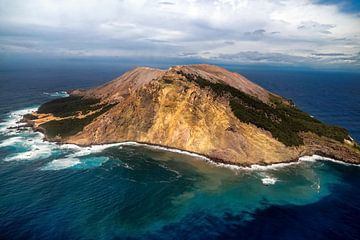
1 63 360 239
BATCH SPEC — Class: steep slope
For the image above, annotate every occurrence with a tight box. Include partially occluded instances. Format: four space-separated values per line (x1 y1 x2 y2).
171 65 273 103
24 64 360 166
72 67 166 102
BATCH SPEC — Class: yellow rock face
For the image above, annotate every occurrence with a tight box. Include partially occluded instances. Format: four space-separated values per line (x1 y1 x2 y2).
67 71 301 165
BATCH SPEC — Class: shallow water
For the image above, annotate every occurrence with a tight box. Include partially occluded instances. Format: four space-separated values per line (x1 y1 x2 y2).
0 63 360 239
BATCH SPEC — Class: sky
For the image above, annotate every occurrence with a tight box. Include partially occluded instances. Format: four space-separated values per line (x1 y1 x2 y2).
0 0 359 69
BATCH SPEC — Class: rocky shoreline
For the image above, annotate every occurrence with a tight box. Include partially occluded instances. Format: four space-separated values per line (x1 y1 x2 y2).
21 64 360 166
19 114 360 168
11 116 360 169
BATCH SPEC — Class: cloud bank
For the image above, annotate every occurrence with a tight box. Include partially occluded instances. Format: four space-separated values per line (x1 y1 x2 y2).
0 0 359 68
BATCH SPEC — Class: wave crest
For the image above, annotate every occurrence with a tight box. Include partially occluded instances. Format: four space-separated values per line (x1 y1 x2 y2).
43 91 69 97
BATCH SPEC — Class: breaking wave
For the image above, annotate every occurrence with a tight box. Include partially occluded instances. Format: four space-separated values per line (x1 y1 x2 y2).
261 177 278 185
0 107 38 135
43 91 69 97
41 158 81 170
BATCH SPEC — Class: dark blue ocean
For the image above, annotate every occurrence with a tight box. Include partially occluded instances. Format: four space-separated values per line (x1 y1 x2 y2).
1 60 360 240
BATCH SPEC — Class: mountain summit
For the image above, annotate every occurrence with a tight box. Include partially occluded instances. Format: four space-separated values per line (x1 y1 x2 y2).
25 64 360 166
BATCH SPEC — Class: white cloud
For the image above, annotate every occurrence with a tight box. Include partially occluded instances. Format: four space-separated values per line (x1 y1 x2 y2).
0 0 359 67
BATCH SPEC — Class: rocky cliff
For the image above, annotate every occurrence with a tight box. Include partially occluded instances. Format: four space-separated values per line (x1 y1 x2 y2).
24 64 360 166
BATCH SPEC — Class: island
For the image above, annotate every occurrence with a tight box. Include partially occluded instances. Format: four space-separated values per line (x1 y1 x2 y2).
23 64 360 166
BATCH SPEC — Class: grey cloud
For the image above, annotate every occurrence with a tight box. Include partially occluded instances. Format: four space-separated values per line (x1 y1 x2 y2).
318 53 360 66
158 1 175 5
0 23 183 56
253 29 266 35
341 52 360 61
244 29 266 40
218 51 310 63
312 53 347 56
333 37 349 41
178 52 198 57
217 51 360 66
297 21 336 34
223 41 235 45
145 38 169 43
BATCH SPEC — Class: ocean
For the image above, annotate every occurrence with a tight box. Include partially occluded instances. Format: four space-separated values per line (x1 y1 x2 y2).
1 60 360 240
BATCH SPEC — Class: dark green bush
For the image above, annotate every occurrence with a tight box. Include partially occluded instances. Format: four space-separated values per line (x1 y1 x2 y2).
40 103 116 138
38 96 101 117
354 143 360 152
23 114 38 120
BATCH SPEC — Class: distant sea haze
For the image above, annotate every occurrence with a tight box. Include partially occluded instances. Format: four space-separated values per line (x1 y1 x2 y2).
0 61 359 239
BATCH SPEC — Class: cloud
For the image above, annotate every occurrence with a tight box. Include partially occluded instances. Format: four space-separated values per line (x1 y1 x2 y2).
218 51 311 64
178 52 198 57
223 41 235 45
243 29 266 40
0 0 359 68
216 51 360 66
312 52 347 56
297 21 336 34
158 1 175 5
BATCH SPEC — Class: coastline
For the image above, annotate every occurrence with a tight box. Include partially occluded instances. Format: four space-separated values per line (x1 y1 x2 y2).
2 106 359 171
25 118 360 169
55 140 360 171
33 135 360 171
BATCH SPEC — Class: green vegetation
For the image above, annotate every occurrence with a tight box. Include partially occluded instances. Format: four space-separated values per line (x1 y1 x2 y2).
163 79 173 84
179 71 349 146
355 143 360 152
39 100 116 138
38 96 101 117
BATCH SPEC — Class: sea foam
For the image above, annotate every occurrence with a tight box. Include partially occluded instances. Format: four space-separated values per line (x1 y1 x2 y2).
41 158 81 170
43 91 69 97
0 107 38 135
299 154 360 167
2 133 56 161
261 177 278 185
